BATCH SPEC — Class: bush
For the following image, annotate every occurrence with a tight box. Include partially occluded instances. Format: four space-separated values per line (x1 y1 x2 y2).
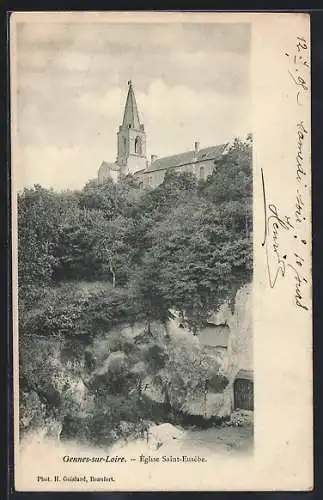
19 281 144 341
225 409 253 427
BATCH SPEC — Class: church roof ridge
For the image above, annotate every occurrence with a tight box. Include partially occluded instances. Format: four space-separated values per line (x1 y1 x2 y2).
144 143 228 174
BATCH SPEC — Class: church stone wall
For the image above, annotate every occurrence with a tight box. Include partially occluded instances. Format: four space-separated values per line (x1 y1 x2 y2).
140 158 216 189
126 155 147 175
142 169 165 188
98 163 119 184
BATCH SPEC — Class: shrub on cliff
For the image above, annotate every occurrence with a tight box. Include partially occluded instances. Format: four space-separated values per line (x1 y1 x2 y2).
19 281 144 341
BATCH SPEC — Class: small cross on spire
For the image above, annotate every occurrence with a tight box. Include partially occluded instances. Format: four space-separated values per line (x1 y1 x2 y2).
128 80 132 87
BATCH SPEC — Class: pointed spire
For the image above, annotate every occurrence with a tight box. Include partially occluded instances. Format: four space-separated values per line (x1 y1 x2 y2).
122 80 141 130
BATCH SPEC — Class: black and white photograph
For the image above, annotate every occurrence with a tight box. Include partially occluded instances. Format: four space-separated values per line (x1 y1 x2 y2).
11 12 311 492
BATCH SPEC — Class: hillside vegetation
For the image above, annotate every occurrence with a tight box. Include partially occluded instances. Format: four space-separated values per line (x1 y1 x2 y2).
18 136 252 444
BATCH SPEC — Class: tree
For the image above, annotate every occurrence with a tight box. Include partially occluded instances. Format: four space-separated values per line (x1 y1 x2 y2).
17 185 80 296
201 135 252 239
136 170 199 222
78 178 118 219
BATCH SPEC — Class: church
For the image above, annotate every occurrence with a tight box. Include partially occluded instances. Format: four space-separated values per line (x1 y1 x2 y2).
98 81 228 189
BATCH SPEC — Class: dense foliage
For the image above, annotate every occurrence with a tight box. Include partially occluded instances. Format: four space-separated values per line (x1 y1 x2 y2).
18 136 252 443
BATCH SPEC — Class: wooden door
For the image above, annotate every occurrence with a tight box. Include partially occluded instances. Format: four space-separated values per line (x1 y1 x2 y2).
234 378 254 411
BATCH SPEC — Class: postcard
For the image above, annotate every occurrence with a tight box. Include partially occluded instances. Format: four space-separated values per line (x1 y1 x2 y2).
10 11 312 491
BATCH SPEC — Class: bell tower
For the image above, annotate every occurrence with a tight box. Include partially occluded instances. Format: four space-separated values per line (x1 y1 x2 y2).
116 81 147 174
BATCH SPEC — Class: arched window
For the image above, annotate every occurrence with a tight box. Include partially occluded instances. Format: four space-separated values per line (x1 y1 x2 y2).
123 137 127 153
199 166 205 180
135 136 142 155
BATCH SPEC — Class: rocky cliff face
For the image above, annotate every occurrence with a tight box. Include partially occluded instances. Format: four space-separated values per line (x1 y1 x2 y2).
214 282 253 379
213 282 253 417
184 282 253 418
20 284 253 444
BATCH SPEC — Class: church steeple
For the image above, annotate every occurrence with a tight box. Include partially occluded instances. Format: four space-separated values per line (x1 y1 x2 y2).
116 81 147 174
122 80 141 130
